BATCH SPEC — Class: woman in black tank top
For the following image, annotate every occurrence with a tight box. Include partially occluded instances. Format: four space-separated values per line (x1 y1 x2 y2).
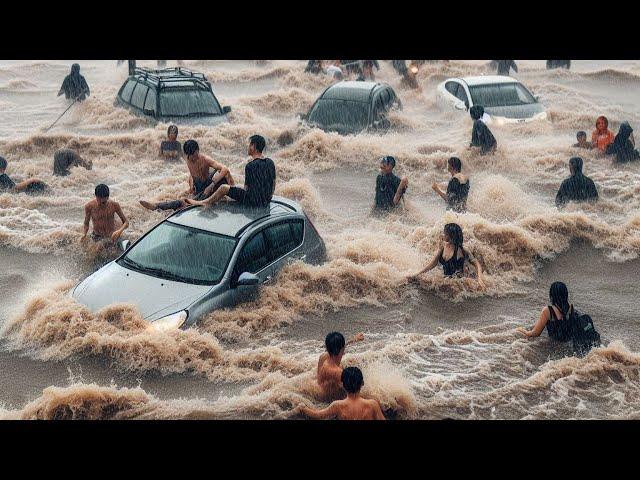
518 281 573 341
408 223 485 289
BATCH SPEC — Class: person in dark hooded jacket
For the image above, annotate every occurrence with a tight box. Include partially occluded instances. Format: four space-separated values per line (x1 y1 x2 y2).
58 64 90 102
495 60 518 76
470 105 497 154
605 121 640 163
555 157 598 208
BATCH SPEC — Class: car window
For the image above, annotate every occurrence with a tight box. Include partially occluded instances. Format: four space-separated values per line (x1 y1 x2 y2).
445 81 458 96
131 83 149 110
454 84 468 103
468 83 536 107
120 79 137 103
373 94 386 120
263 220 304 262
143 87 157 114
235 232 270 275
159 88 221 116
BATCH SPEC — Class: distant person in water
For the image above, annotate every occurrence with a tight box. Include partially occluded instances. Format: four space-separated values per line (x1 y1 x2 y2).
374 156 408 211
408 223 485 289
470 105 497 155
591 115 615 153
298 367 386 420
159 125 182 160
555 157 599 208
82 184 129 243
546 60 571 70
315 331 365 400
186 135 276 209
357 60 376 81
325 60 343 80
605 121 640 163
432 156 470 213
140 139 233 211
573 131 593 150
0 156 47 194
53 142 92 176
517 282 573 341
305 60 323 74
495 60 518 76
58 63 90 102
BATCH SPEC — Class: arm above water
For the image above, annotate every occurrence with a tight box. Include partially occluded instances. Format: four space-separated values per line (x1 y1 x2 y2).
518 307 550 338
299 402 339 420
82 203 92 240
410 247 442 279
111 202 129 242
393 177 408 205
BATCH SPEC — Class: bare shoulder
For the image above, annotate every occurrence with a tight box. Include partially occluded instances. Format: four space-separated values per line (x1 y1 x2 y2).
84 199 95 210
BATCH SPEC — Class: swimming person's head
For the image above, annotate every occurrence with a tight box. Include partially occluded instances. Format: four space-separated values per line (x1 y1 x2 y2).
94 184 110 206
183 139 199 159
380 155 396 175
447 156 462 175
569 157 583 175
444 223 464 248
248 134 266 156
167 125 178 141
325 332 346 358
341 367 364 394
576 131 587 144
549 281 570 315
470 105 484 120
70 64 81 77
596 115 609 133
0 156 7 172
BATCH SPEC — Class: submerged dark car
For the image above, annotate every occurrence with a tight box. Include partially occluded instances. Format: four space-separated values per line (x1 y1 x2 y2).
116 67 231 124
301 81 402 135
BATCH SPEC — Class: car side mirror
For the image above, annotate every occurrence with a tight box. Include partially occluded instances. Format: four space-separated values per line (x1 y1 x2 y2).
454 102 466 111
222 106 232 114
237 272 260 286
534 95 541 102
120 240 131 252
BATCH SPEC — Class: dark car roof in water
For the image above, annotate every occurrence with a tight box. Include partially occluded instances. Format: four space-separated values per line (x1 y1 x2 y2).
167 196 300 237
321 81 387 103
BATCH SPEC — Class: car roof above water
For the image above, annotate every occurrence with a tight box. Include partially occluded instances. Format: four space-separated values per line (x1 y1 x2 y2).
166 196 301 237
321 81 386 102
459 75 520 86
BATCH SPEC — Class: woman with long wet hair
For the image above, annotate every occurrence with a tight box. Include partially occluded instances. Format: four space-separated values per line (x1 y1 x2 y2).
408 223 485 288
518 281 573 341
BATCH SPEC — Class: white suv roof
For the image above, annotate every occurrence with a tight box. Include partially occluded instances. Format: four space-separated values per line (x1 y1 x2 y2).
457 75 518 86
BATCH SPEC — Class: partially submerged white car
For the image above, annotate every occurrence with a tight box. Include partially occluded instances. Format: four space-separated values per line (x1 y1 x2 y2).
436 75 547 125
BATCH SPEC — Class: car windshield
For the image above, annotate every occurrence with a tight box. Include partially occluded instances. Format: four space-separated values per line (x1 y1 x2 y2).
159 88 222 116
308 99 369 130
118 222 237 285
469 83 536 107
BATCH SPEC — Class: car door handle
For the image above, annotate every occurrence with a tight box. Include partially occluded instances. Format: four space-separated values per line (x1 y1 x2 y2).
263 275 272 284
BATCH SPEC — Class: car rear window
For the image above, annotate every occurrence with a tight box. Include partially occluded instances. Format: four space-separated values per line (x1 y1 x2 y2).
119 79 137 103
159 88 222 116
308 99 369 131
130 83 149 110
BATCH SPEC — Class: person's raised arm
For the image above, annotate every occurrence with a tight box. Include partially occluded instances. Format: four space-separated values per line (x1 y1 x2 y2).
518 307 550 338
82 204 91 240
431 181 448 201
299 402 338 420
393 177 408 205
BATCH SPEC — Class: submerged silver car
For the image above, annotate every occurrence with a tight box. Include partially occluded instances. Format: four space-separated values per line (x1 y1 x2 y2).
72 197 326 330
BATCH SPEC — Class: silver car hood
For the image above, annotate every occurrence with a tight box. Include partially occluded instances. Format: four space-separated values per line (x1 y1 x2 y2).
72 261 212 321
484 103 544 119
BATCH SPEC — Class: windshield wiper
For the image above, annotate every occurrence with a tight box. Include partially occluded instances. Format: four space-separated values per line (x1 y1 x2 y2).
121 258 193 283
121 257 147 271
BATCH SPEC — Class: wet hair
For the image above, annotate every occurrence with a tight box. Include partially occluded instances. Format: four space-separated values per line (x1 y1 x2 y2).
249 134 266 153
325 332 346 356
183 139 199 156
167 125 178 136
341 367 364 394
569 157 583 174
0 156 6 170
444 223 464 248
95 184 109 198
381 155 396 168
549 281 570 316
576 131 587 139
470 105 484 120
448 156 462 172
596 115 609 129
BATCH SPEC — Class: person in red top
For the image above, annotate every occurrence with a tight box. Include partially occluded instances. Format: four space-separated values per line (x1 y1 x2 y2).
591 116 615 153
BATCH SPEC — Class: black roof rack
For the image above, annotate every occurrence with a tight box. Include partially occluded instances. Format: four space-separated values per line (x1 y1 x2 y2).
132 67 211 90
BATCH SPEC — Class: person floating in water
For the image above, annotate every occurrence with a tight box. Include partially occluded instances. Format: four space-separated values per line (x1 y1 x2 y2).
591 115 615 153
408 223 485 289
58 63 90 102
140 139 233 212
494 60 518 76
605 121 640 163
315 331 365 400
53 142 92 176
159 125 182 160
555 157 598 208
470 105 497 155
297 367 386 420
186 135 276 209
573 131 593 150
374 156 408 211
82 184 129 243
0 156 47 194
432 156 470 213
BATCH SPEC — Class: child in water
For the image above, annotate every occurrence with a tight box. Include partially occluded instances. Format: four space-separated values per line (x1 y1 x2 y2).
159 125 182 160
591 116 614 153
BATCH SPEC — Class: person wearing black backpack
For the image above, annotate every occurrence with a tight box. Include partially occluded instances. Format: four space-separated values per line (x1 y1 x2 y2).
517 282 600 356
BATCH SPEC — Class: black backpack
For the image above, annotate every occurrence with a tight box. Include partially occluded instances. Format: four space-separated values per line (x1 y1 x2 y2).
567 305 601 357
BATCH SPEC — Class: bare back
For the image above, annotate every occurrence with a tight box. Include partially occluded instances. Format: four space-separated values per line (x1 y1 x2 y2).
317 353 345 400
332 396 385 420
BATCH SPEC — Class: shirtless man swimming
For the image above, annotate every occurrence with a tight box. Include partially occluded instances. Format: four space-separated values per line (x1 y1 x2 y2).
298 367 386 420
82 184 129 243
139 139 234 211
316 331 365 400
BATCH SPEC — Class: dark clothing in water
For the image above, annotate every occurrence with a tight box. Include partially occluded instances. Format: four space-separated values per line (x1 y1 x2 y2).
0 173 16 191
58 64 90 101
495 60 518 76
53 149 85 176
439 245 471 277
446 177 470 212
0 173 46 194
546 306 572 342
160 140 182 158
375 173 402 210
228 157 276 207
605 121 640 163
471 119 497 154
555 173 598 207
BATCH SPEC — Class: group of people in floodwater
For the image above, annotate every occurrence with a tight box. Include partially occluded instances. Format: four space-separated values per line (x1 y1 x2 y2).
0 60 620 420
